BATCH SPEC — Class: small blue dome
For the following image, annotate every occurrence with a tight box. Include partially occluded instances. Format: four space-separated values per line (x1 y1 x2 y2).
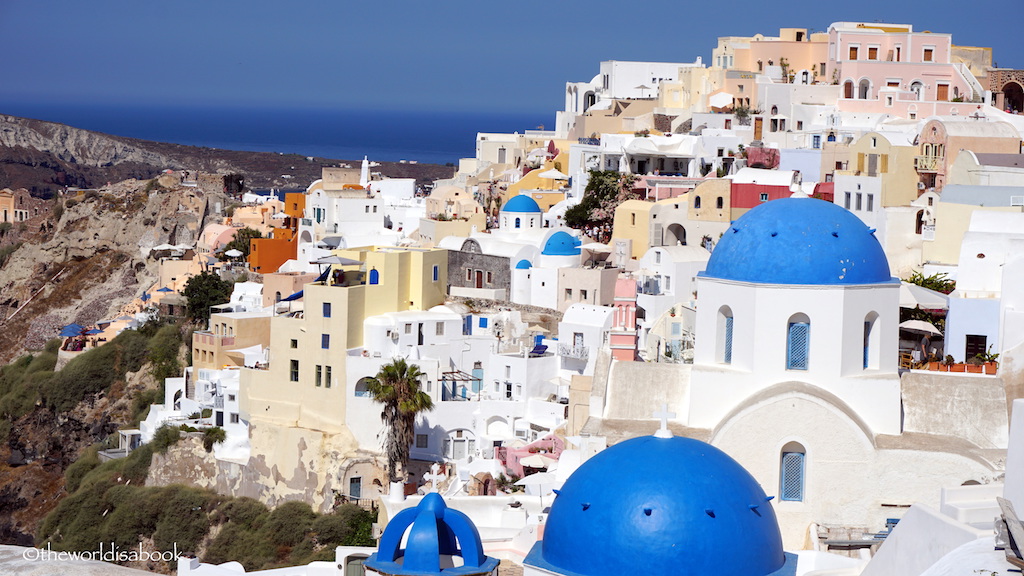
366 492 499 576
703 197 891 285
535 435 786 576
515 259 533 269
503 195 542 213
542 231 581 256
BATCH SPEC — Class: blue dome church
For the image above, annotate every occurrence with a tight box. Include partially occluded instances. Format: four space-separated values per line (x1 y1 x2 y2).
523 431 796 576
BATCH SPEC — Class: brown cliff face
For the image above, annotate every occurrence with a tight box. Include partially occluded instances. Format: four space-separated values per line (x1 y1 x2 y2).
0 114 456 196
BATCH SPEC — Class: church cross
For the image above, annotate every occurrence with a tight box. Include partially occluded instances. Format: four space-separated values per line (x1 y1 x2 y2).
426 463 445 493
654 404 676 439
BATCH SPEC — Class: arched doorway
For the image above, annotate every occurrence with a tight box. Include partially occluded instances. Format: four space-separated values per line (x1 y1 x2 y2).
664 223 686 246
858 79 871 100
1003 82 1024 113
583 91 596 112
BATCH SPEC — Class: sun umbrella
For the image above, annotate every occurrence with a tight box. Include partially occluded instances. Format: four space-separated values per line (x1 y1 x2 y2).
898 320 943 336
224 249 243 258
537 168 569 180
59 323 86 337
152 244 176 251
84 328 102 335
314 255 362 266
899 282 949 310
519 454 557 469
157 286 174 293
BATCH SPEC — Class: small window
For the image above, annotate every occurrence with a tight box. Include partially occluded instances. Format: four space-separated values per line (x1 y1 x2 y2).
325 366 332 388
479 317 489 328
436 322 445 336
321 334 330 349
290 359 299 382
581 289 588 301
515 217 521 229
694 196 702 209
290 339 298 349
923 48 933 62
844 192 852 209
364 206 369 213
716 197 724 209
228 394 236 402
866 195 874 212
849 46 859 60
565 288 573 300
466 269 472 282
416 434 428 448
655 252 662 264
230 413 240 424
404 323 412 334
369 269 380 284
786 318 810 370
855 193 863 211
486 271 493 284
780 446 806 501
868 46 878 60
760 193 769 202
432 265 439 282
316 365 322 387
323 302 331 318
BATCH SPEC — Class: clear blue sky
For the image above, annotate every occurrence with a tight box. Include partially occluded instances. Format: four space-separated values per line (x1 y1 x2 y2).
0 0 1017 116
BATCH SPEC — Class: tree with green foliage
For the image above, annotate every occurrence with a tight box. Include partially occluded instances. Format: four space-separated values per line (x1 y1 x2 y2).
904 271 956 294
183 271 233 325
367 358 434 483
564 170 638 229
222 227 262 260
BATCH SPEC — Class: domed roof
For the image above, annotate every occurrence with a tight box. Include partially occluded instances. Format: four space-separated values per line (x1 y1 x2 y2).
503 195 542 213
542 231 581 256
703 197 892 285
536 435 786 576
366 492 499 576
515 259 533 269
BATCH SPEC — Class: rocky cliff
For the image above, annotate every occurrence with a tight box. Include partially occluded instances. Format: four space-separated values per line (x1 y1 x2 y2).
0 114 456 196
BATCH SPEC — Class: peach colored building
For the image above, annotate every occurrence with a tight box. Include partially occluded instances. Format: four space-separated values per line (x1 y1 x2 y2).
829 22 984 119
192 311 271 370
915 118 1021 191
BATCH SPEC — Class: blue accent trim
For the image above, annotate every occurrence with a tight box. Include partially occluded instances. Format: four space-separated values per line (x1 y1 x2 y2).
479 317 488 328
786 322 809 370
369 269 379 285
863 320 871 369
780 452 805 502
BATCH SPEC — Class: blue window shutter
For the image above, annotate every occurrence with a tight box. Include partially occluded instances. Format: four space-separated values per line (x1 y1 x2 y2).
321 334 330 349
369 269 379 285
479 317 488 328
432 265 439 282
724 316 734 364
780 452 805 501
463 316 471 335
787 322 809 370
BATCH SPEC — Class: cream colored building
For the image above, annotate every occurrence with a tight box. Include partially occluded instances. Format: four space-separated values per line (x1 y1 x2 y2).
922 185 1024 267
192 311 271 370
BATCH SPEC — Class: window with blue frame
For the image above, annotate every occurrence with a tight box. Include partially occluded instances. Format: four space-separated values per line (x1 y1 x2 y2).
786 315 810 370
432 265 439 282
724 315 734 364
323 302 331 318
780 442 806 501
479 317 489 328
369 269 379 284
463 316 472 335
515 217 521 229
863 320 872 369
321 334 330 349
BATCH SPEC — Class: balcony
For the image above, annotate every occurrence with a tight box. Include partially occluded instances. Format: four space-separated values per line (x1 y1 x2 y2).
194 332 236 347
558 344 589 360
914 156 941 171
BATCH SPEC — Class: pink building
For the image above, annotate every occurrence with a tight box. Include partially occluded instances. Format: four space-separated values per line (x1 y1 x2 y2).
609 277 639 361
829 22 982 118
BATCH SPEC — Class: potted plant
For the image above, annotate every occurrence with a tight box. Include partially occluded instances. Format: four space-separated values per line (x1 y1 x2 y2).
950 359 967 373
941 355 954 372
966 355 984 373
977 346 1000 374
927 354 940 371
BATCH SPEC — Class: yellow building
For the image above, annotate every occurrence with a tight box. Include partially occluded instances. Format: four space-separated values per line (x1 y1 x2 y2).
611 199 655 259
241 245 448 435
192 311 272 370
837 132 920 207
0 188 31 223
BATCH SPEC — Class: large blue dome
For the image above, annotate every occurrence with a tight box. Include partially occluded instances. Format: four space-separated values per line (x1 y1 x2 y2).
703 197 891 285
542 231 581 256
533 435 786 576
503 195 542 213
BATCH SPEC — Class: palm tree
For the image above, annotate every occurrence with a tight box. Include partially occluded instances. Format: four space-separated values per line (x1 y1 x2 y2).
367 358 434 484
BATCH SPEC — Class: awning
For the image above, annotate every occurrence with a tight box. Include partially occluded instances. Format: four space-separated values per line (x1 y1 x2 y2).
280 290 303 302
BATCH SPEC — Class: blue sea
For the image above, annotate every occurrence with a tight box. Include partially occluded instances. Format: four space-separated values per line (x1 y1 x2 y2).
0 102 551 166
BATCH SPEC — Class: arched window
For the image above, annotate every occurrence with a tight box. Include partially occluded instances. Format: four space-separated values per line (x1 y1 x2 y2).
694 196 702 209
770 105 779 115
515 217 521 229
858 79 871 100
786 313 810 370
716 197 724 209
780 441 806 501
864 312 880 369
718 306 734 364
369 269 380 285
275 291 282 302
915 210 925 234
